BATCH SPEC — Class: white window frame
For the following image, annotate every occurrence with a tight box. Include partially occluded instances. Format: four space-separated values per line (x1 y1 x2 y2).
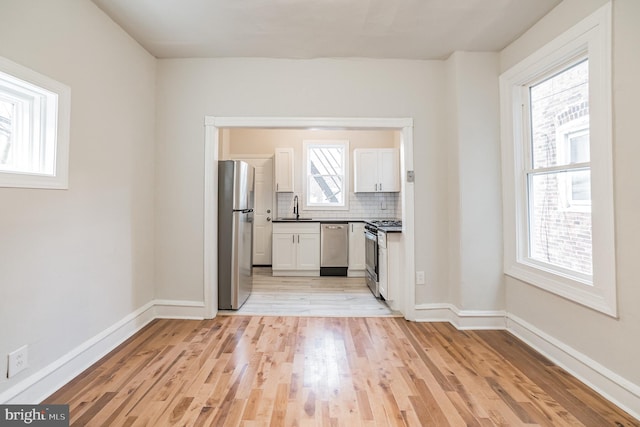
0 56 70 189
302 140 349 210
500 3 616 316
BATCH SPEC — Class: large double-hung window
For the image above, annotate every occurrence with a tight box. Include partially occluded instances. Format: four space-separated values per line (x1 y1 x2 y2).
500 3 616 316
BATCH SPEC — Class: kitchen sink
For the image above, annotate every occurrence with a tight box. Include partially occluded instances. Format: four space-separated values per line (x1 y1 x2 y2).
275 217 314 221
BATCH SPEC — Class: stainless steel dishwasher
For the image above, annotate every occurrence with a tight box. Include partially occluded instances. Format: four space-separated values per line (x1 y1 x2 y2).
320 223 348 276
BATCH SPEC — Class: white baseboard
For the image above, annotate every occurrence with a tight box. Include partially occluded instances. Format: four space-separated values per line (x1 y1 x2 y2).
154 299 206 319
271 270 320 277
507 314 640 420
414 303 507 330
347 270 366 278
0 299 206 405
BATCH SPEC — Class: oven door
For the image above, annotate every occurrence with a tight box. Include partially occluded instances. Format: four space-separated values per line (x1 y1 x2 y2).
364 229 379 297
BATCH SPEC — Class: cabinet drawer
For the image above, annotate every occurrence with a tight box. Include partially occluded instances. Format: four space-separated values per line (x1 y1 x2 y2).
273 222 319 234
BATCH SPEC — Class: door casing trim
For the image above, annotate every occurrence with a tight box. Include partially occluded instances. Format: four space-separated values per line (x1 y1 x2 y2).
204 116 415 320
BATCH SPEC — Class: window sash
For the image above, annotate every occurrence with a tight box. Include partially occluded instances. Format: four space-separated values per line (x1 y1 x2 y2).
303 140 349 210
520 68 594 280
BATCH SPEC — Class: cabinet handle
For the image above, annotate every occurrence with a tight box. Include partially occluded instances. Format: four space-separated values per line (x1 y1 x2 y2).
297 235 300 243
375 183 378 191
277 183 279 191
292 235 295 244
379 183 382 191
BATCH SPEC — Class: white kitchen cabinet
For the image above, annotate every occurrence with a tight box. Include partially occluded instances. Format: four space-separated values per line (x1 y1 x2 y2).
378 243 389 299
274 148 294 192
297 233 320 270
348 222 366 276
353 148 400 193
272 222 320 276
377 230 402 307
272 232 297 270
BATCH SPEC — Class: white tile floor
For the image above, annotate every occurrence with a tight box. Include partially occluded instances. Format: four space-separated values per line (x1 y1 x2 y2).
219 267 401 317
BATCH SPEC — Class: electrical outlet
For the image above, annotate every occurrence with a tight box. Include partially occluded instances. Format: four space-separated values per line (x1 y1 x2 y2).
7 345 28 378
416 271 425 285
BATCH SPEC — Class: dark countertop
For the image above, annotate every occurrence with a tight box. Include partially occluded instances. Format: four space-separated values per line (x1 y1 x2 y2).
273 218 365 223
272 218 402 232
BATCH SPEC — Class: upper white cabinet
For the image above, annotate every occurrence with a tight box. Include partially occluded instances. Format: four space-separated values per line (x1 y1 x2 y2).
353 148 400 193
274 148 294 192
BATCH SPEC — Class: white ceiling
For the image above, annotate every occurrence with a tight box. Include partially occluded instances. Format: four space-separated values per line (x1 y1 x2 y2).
91 0 563 60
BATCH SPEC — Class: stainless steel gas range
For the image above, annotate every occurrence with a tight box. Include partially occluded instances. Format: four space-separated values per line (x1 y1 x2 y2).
364 219 402 298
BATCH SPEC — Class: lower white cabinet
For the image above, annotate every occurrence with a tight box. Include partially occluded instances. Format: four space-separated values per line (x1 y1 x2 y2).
348 222 366 276
379 243 389 299
377 231 402 307
272 222 320 276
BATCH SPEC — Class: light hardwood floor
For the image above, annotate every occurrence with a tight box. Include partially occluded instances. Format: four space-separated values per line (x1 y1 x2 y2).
45 316 638 426
219 267 400 317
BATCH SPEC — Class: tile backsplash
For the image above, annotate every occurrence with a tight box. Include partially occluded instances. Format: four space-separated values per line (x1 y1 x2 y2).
277 192 401 220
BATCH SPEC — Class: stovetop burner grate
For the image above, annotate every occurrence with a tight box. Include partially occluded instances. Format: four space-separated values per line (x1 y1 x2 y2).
366 219 402 228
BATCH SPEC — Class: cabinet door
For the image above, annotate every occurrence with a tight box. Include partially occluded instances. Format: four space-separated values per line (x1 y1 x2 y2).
378 245 389 299
272 233 296 270
274 148 294 192
378 149 400 192
354 149 379 193
297 233 320 270
348 223 366 270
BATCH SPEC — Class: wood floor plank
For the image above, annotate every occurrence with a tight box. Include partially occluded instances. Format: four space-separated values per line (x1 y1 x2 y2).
43 316 639 426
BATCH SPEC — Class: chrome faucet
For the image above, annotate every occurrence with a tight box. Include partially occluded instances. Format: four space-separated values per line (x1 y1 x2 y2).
293 195 299 220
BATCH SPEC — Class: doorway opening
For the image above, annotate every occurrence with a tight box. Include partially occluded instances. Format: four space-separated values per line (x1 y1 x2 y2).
204 117 415 320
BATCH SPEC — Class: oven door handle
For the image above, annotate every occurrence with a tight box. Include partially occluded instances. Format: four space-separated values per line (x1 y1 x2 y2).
365 231 377 241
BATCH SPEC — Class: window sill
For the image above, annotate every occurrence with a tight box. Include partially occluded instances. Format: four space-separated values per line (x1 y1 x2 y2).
0 170 68 189
505 261 617 318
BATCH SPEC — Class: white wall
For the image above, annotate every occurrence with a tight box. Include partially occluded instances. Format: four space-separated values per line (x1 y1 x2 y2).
0 0 156 399
501 0 640 393
155 58 450 303
445 52 504 311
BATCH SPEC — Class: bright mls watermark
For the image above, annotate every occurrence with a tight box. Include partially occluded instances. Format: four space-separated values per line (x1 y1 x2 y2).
0 405 68 426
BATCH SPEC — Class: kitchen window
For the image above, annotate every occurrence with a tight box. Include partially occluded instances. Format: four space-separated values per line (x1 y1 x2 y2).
302 140 349 210
0 56 70 189
500 3 616 316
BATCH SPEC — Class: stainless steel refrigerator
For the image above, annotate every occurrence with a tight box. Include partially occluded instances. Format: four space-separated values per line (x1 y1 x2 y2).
218 160 255 309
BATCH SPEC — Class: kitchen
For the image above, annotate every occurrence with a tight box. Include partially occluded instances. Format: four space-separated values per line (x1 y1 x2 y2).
217 127 405 315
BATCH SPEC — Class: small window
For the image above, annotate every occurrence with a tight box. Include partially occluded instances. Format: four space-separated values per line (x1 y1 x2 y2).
0 56 70 189
303 140 349 210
